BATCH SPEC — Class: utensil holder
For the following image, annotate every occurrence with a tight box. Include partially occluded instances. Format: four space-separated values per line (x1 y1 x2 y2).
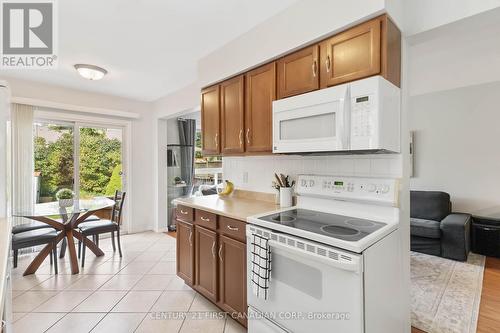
280 187 293 208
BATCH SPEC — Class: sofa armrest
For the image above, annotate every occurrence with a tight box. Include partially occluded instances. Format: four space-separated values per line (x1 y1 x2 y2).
440 213 471 261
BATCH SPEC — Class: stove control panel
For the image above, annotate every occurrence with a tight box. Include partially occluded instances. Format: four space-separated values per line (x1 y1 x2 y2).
296 175 399 206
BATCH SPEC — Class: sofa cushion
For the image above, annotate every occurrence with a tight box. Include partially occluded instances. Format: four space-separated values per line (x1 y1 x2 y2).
410 191 451 221
410 218 442 239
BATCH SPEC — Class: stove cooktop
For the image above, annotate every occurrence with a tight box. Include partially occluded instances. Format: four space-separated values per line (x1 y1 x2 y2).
258 208 386 242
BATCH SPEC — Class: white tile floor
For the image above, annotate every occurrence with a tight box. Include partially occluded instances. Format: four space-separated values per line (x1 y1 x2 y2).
11 232 246 333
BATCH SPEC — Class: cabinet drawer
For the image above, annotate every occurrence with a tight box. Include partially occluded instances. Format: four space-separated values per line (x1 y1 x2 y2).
195 210 218 230
219 217 246 242
176 205 194 223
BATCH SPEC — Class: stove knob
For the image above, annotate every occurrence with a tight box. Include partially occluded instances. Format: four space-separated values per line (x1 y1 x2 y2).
309 180 315 187
367 184 376 192
380 185 390 194
301 179 307 187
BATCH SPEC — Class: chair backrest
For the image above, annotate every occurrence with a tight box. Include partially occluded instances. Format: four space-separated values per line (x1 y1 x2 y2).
410 190 451 221
111 190 126 225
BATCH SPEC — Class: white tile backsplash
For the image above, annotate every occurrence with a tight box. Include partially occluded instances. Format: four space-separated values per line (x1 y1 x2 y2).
223 154 402 193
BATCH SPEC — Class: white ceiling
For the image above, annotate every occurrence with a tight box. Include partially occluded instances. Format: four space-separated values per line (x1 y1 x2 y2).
0 0 297 101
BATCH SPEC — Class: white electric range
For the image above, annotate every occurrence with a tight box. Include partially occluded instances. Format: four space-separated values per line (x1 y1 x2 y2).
246 175 405 333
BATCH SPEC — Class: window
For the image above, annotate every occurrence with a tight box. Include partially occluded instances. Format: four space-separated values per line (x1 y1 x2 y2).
194 129 222 186
33 121 124 202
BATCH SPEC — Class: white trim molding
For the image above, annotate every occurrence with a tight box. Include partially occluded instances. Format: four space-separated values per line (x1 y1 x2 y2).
12 97 140 119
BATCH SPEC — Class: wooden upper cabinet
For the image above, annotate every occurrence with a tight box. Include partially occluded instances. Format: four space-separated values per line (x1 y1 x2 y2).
245 62 276 153
380 15 401 87
220 76 245 155
320 18 381 88
176 220 193 286
201 85 220 155
194 225 218 302
218 235 247 326
278 45 319 99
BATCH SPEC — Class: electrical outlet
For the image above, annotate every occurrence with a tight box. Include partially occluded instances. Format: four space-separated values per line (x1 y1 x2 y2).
243 171 249 183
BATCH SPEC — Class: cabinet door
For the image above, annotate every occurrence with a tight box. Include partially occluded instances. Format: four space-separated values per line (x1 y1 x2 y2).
218 235 247 325
320 18 381 88
194 225 218 302
220 76 245 155
201 85 220 155
277 45 319 99
176 221 193 285
245 62 276 153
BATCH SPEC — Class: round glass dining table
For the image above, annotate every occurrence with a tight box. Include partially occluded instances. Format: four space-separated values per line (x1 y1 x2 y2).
13 198 115 275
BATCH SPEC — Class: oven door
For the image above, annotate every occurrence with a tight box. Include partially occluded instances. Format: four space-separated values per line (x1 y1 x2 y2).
247 231 364 333
272 84 349 154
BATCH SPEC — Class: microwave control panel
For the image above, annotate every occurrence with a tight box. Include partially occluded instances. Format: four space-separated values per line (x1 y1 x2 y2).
351 94 374 138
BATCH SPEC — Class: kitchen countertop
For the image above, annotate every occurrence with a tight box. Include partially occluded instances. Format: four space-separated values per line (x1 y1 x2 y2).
173 191 279 222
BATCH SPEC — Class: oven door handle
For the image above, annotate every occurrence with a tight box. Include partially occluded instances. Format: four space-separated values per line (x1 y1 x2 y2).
268 240 361 273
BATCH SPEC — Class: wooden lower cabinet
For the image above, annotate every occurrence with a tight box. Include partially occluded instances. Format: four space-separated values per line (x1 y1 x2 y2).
177 209 248 328
176 220 193 285
218 235 247 326
194 225 218 302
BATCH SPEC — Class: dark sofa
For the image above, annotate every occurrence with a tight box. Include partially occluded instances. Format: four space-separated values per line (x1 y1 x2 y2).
410 191 471 261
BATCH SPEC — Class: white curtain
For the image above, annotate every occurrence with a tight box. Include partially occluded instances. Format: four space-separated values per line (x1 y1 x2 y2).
0 85 9 218
11 103 34 226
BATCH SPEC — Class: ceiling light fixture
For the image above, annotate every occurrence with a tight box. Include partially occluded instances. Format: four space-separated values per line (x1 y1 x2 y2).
74 64 108 81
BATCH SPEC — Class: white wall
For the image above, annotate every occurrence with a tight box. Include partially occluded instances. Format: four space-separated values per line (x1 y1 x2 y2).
3 77 156 232
224 154 402 193
407 7 500 97
407 7 500 213
403 0 500 36
409 81 500 212
198 0 385 86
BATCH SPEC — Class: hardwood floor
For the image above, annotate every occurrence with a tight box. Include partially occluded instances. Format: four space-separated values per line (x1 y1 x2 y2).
166 230 176 239
411 256 500 333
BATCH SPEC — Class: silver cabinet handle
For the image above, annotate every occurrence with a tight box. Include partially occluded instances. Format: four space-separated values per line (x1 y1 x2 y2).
180 209 188 215
211 241 216 258
246 128 250 144
200 216 210 222
325 55 331 73
214 133 218 148
239 129 243 147
312 60 318 77
218 244 223 262
189 231 192 246
227 225 239 231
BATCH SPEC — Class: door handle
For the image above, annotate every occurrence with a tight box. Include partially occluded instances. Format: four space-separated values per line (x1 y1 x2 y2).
214 133 218 148
200 216 211 222
218 244 223 262
246 128 250 144
179 209 188 215
189 231 192 246
227 225 239 231
312 60 318 77
239 129 243 147
325 55 331 73
211 241 216 258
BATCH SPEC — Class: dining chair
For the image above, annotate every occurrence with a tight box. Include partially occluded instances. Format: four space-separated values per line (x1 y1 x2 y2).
12 228 60 274
78 190 126 267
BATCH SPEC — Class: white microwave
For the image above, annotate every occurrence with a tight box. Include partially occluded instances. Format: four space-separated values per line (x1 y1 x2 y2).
272 76 400 154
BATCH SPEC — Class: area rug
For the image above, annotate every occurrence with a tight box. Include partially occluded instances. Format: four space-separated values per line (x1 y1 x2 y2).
411 251 485 333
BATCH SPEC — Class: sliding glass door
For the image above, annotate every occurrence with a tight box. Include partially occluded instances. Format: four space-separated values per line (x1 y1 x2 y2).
77 126 123 199
33 121 75 203
33 121 124 202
